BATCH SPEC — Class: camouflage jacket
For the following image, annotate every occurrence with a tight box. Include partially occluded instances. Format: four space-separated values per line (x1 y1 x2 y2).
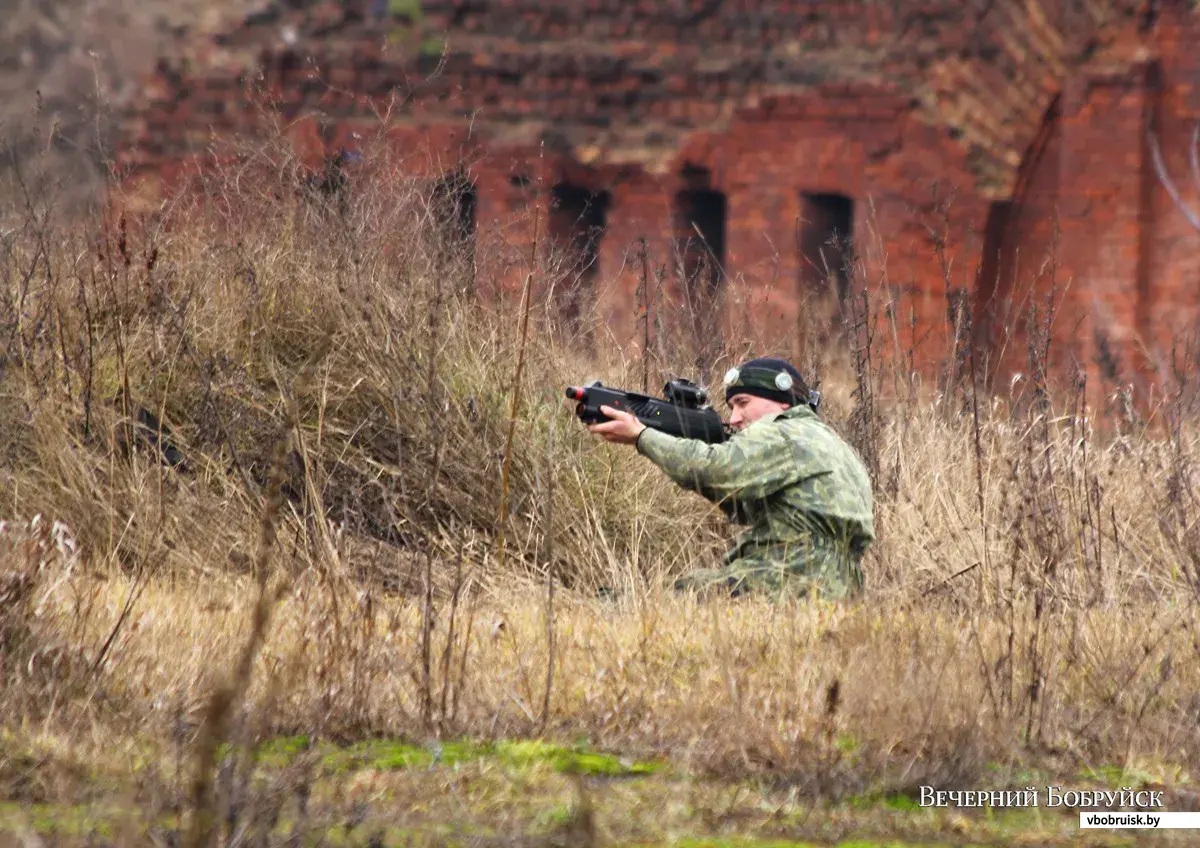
635 405 875 597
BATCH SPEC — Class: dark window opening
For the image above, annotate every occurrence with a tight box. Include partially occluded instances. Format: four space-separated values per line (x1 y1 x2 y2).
277 50 301 83
676 189 727 295
680 161 712 185
548 182 611 335
431 170 477 290
305 147 360 199
798 192 854 302
1140 0 1160 33
432 171 476 246
674 186 727 369
974 200 1011 356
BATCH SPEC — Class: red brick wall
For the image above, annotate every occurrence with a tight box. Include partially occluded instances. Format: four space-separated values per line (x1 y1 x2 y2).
1145 5 1200 386
113 0 1200 400
1058 65 1154 392
978 90 1065 373
975 3 1200 405
593 172 677 349
459 90 995 373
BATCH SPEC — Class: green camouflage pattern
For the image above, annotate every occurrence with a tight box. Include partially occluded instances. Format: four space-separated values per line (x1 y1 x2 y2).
635 404 874 598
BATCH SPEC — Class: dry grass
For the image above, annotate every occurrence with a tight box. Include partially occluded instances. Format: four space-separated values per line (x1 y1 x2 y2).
2 123 1200 845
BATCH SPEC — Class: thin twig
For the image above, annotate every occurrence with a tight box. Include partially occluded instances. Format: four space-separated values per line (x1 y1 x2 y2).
495 175 542 575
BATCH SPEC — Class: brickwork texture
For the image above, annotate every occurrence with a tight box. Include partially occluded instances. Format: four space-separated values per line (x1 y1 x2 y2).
116 0 1200 402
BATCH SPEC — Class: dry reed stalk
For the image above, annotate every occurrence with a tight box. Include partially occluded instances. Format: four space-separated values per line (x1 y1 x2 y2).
185 430 290 848
638 238 651 394
495 192 541 576
537 415 556 735
185 336 331 848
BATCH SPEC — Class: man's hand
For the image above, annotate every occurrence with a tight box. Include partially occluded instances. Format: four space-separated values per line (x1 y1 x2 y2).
587 405 646 445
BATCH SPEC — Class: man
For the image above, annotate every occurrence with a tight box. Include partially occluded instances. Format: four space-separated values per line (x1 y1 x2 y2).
586 357 874 598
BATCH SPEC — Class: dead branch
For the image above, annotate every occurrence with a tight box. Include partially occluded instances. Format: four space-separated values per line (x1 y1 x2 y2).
1148 124 1200 233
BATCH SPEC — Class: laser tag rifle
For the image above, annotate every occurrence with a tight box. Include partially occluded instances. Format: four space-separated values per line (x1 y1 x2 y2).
565 378 730 444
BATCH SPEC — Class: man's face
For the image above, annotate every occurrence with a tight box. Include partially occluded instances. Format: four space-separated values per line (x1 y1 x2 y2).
726 393 790 431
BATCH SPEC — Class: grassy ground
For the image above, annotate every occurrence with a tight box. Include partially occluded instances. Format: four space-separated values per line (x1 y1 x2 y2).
2 727 1189 846
2 134 1200 845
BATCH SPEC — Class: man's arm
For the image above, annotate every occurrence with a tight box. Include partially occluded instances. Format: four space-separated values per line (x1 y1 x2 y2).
635 419 824 506
583 403 830 509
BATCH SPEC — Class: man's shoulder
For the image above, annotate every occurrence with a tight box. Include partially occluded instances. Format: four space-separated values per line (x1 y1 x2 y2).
761 408 869 467
735 410 797 442
732 409 832 460
755 405 826 437
738 405 812 430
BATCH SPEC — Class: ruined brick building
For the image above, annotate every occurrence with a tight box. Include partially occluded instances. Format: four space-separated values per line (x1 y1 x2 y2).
118 0 1200 398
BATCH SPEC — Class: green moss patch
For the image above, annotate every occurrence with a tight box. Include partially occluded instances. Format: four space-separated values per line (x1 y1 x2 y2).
1077 763 1158 788
492 739 662 776
388 0 422 22
305 736 662 778
845 791 925 813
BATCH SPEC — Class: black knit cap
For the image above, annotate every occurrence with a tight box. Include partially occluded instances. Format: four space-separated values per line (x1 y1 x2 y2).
724 357 810 407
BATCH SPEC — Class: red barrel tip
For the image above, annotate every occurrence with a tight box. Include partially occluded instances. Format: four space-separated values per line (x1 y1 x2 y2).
565 387 584 400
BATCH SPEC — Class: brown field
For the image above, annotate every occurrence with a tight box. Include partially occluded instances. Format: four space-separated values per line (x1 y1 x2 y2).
2 126 1200 847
